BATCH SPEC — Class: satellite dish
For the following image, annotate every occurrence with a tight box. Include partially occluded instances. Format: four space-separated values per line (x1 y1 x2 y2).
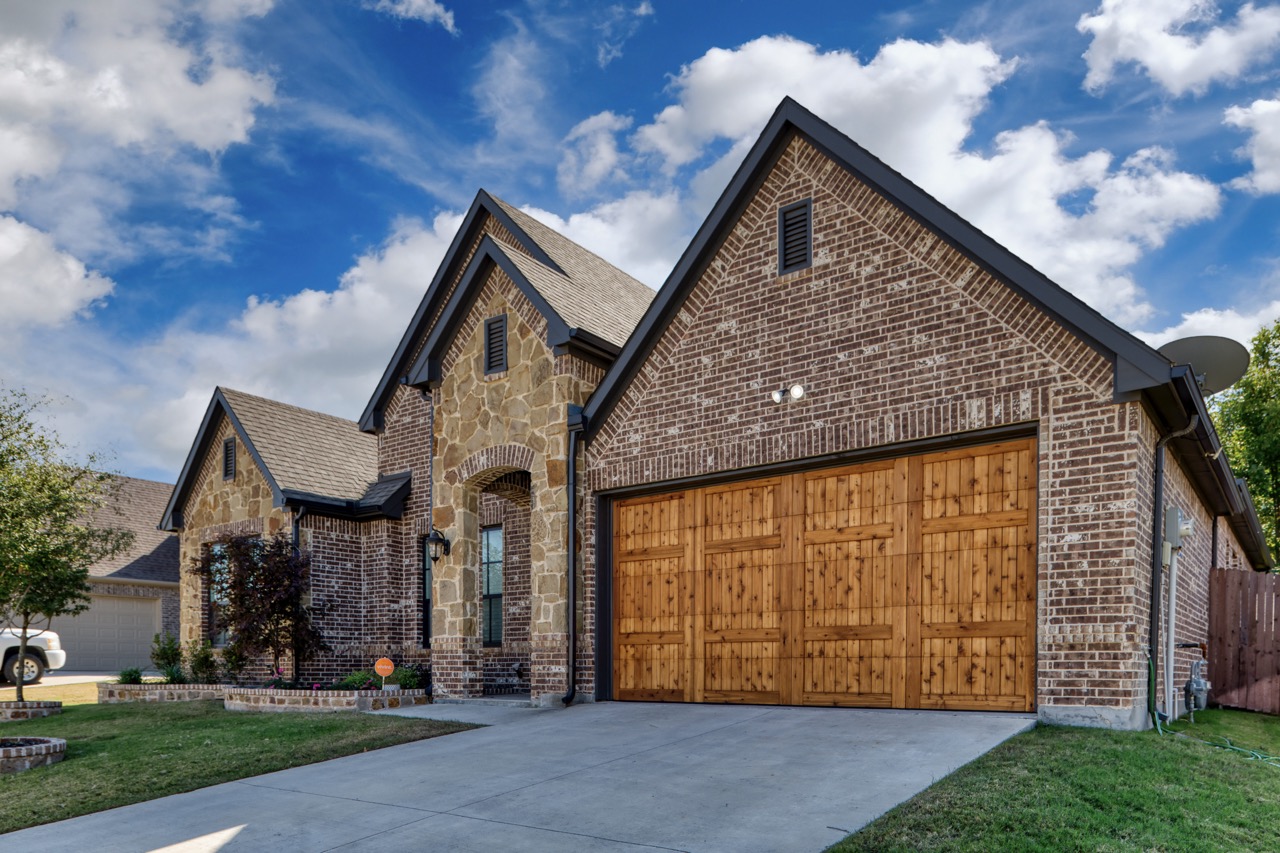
1158 335 1250 395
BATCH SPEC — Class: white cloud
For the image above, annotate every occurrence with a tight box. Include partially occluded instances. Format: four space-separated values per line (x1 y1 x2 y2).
0 0 276 270
0 216 114 331
3 212 462 477
1135 300 1280 347
557 111 634 196
1078 0 1280 97
364 0 458 34
597 2 656 68
518 191 689 288
1226 95 1280 193
620 35 1223 326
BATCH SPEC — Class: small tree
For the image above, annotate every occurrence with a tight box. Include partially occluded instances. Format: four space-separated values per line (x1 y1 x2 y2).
1214 319 1280 561
0 390 133 699
190 533 327 680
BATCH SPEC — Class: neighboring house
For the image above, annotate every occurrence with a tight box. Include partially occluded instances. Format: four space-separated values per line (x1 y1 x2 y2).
55 476 180 671
163 98 1272 728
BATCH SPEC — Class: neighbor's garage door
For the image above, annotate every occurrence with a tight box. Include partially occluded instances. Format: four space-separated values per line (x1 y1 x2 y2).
54 594 161 671
612 438 1036 711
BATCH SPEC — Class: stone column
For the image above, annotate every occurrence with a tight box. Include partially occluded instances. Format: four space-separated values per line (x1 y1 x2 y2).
528 436 570 706
429 495 483 699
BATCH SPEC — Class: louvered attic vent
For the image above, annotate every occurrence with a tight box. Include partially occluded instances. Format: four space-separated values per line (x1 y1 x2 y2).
222 436 236 480
484 314 507 374
778 199 812 274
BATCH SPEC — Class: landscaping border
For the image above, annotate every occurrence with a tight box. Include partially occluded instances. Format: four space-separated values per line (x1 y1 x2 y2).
225 688 429 713
0 701 62 721
97 682 429 712
0 737 65 774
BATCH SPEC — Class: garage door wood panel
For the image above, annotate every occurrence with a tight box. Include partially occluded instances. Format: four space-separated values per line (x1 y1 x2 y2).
612 438 1037 711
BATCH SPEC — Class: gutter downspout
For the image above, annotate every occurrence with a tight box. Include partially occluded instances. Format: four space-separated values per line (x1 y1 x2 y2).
563 409 584 706
292 506 307 555
1148 414 1198 727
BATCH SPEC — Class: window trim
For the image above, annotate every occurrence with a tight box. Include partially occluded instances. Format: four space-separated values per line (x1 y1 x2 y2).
480 525 503 647
778 198 813 275
483 314 508 374
222 436 236 481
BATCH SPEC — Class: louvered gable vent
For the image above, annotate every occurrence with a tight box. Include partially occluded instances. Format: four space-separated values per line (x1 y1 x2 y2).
484 314 507 374
778 199 812 274
222 436 235 480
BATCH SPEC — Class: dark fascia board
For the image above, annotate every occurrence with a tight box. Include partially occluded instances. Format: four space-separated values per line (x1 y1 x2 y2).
158 388 285 531
1231 478 1274 570
583 96 1175 437
555 328 621 370
406 235 577 387
1161 366 1273 569
358 190 566 433
281 471 412 522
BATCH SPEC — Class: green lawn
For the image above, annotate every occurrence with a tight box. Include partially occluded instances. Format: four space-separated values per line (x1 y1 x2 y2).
0 681 101 706
831 709 1280 853
0 700 473 833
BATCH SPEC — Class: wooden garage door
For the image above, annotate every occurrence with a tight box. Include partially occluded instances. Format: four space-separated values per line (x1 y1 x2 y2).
612 438 1036 711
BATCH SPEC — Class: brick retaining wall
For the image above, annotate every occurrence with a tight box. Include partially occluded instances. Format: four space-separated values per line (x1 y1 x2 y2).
0 701 62 721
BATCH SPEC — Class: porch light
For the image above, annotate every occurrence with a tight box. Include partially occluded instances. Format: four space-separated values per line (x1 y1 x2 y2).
425 527 451 563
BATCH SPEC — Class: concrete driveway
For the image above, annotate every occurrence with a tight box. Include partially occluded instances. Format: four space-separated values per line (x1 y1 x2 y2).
4 701 1033 853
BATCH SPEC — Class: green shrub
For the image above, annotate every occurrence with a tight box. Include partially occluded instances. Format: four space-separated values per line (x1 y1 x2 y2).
150 633 183 671
333 670 378 690
393 666 419 690
160 663 188 684
186 639 219 684
220 642 249 685
117 667 143 685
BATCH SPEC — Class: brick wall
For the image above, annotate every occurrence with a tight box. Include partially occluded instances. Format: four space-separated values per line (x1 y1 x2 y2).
583 134 1159 727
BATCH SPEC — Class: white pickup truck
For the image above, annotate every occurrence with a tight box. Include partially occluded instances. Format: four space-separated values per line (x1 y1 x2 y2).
0 629 66 685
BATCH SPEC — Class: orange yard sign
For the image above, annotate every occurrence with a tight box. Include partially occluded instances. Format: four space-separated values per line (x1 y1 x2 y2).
374 658 394 677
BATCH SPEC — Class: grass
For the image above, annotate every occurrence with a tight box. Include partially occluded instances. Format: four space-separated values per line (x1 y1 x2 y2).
0 682 101 706
0 700 473 833
831 709 1280 853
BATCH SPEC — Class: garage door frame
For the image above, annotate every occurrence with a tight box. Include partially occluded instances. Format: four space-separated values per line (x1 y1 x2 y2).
593 423 1039 707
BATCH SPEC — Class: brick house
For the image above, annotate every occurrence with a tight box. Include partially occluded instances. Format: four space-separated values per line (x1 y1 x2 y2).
54 476 180 671
164 98 1271 728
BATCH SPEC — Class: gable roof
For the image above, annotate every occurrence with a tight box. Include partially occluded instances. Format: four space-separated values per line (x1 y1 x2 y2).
161 387 406 531
359 190 654 430
581 96 1272 570
87 476 179 584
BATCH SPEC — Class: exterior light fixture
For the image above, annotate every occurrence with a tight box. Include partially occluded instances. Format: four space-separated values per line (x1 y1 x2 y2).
771 384 806 404
425 527 451 563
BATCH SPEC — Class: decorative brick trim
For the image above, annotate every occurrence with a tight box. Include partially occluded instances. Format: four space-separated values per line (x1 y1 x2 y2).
457 444 536 486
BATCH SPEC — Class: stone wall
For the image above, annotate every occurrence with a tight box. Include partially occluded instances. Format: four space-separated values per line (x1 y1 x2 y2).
583 133 1167 727
177 414 288 647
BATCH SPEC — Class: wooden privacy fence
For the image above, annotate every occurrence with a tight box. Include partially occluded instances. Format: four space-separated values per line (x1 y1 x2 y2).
1209 569 1279 715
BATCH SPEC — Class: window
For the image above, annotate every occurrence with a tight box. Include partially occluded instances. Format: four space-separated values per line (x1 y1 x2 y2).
421 537 433 648
207 543 231 647
222 436 236 480
480 525 503 646
778 199 812 275
484 314 507 374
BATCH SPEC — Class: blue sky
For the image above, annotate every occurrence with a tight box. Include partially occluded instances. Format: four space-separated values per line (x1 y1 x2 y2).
2 0 1280 482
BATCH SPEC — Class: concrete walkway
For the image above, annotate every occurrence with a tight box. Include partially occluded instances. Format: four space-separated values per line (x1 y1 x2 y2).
3 702 1034 853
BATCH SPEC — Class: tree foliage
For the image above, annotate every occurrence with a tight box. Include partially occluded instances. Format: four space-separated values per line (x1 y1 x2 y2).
0 389 134 699
1213 319 1280 561
190 533 327 680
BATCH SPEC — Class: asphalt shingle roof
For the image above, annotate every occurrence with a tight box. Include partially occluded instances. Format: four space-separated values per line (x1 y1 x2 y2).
86 476 179 583
491 197 656 349
219 388 378 503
